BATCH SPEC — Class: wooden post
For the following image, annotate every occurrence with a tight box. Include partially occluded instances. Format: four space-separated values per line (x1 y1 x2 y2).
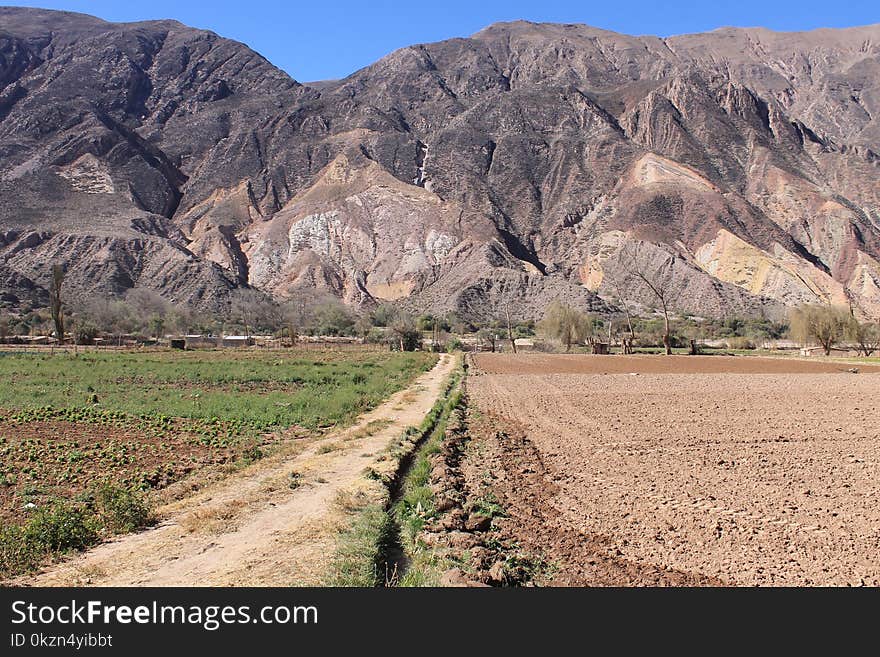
505 305 517 354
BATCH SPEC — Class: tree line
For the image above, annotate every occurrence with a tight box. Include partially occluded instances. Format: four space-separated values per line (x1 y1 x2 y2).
535 301 879 357
1 266 877 356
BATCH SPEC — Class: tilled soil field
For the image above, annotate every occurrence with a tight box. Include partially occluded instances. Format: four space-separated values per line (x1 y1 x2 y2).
475 353 880 375
467 353 880 586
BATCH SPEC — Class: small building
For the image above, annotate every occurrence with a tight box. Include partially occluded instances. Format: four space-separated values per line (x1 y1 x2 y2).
184 335 219 349
221 335 255 348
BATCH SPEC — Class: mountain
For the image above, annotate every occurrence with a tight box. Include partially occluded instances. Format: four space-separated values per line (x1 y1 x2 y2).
1 7 879 321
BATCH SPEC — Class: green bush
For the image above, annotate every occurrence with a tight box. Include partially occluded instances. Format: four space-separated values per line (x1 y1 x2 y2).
0 487 154 578
12 503 98 562
0 525 38 576
74 321 100 345
22 503 98 553
446 337 464 352
362 327 385 344
95 484 151 534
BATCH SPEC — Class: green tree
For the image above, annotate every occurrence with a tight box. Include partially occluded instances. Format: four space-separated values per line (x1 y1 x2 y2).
370 304 398 328
311 301 356 336
539 302 591 352
74 321 99 345
388 313 421 351
789 304 851 355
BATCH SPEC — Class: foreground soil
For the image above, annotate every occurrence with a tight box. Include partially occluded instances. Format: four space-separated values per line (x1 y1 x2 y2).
467 353 880 586
18 355 454 586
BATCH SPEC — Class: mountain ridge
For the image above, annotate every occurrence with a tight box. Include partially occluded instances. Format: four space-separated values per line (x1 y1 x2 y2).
1 7 878 321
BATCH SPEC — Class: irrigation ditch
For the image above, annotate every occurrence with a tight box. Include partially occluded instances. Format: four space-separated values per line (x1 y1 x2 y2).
325 353 546 587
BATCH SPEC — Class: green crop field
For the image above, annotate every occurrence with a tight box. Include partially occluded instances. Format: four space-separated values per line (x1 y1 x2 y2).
0 346 437 577
0 347 436 433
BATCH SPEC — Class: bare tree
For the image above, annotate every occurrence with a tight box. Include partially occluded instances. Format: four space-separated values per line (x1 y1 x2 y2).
125 288 170 339
231 289 283 337
79 297 137 344
610 279 636 354
619 243 674 355
504 303 517 354
281 294 313 343
49 264 65 345
846 318 880 357
166 305 193 336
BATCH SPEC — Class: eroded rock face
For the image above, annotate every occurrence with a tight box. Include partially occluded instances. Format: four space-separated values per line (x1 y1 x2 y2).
1 8 878 319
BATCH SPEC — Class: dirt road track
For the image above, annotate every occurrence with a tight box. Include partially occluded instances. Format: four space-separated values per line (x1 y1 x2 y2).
22 355 454 587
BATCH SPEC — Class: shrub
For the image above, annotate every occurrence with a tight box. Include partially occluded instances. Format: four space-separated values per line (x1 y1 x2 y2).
94 484 151 534
22 503 98 553
0 486 155 577
235 444 264 468
446 337 464 352
363 327 386 344
74 321 100 345
726 337 756 350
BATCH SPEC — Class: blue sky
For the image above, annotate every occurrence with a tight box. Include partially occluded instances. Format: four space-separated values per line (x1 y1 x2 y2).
7 1 880 81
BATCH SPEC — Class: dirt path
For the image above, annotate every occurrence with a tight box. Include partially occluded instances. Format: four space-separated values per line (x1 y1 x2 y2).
22 354 455 587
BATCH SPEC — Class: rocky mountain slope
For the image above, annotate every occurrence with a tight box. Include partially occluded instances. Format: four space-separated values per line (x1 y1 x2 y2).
1 8 878 320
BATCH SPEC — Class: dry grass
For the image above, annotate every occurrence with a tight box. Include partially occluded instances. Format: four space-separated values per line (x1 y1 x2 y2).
334 487 375 514
346 419 391 442
179 499 248 535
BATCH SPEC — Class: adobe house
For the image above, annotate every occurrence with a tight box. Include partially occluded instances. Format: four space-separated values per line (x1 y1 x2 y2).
184 335 219 349
221 335 255 348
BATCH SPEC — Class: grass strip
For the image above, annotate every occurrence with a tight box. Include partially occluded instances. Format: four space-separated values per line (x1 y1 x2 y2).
325 356 465 587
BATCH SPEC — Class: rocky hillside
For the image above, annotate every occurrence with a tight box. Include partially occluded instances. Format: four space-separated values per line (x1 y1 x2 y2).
1 8 878 320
